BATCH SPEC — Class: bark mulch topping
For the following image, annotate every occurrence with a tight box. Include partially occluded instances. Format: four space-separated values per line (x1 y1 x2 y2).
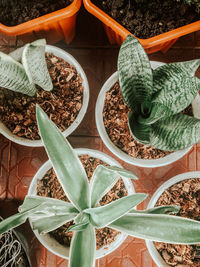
103 82 171 159
37 155 128 250
0 53 83 140
0 227 30 267
0 0 73 26
93 0 199 39
155 178 200 266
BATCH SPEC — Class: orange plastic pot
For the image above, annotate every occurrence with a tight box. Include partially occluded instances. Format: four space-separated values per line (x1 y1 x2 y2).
0 0 81 45
83 0 200 54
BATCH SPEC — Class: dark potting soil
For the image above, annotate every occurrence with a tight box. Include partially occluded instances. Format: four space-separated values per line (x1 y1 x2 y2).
93 0 199 39
103 82 193 160
154 178 200 266
0 53 83 140
37 155 128 250
0 228 30 267
0 0 73 26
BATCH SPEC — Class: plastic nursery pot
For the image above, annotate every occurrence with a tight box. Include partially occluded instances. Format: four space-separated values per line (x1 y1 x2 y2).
28 148 135 260
0 0 81 45
95 61 193 168
146 171 200 267
83 0 200 54
0 45 89 147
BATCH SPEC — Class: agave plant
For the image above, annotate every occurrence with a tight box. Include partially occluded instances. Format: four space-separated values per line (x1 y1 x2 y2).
1 106 200 267
118 35 200 151
0 39 53 96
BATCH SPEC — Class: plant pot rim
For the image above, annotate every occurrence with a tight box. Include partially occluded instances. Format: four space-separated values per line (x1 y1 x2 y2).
146 171 200 267
83 0 200 50
28 148 135 260
95 60 191 168
0 44 89 147
0 0 81 36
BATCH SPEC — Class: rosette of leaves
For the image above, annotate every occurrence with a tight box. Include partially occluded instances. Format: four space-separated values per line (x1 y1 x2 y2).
0 39 53 96
118 35 200 151
1 106 200 267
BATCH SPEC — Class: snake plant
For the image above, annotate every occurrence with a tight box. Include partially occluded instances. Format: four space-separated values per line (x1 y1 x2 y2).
118 35 200 151
1 106 200 267
0 39 53 96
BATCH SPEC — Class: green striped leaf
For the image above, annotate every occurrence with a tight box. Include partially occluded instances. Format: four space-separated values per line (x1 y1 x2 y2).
90 165 137 208
85 193 148 228
152 75 200 118
0 51 35 96
152 60 200 94
118 35 153 112
128 110 151 144
22 39 53 92
36 105 90 211
110 213 200 244
151 113 200 150
69 225 96 267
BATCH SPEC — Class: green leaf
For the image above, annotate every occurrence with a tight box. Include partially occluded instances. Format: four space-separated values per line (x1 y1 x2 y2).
151 113 200 150
22 39 53 92
0 51 35 96
90 165 137 208
151 76 200 118
36 105 90 211
67 213 90 233
128 110 151 144
32 214 77 234
118 35 153 111
129 205 180 215
84 193 148 228
110 213 200 244
152 59 200 94
19 196 77 213
69 225 96 267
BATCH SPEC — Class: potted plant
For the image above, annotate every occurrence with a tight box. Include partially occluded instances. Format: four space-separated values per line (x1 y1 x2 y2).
1 106 200 267
146 171 200 266
0 0 81 44
83 0 200 54
96 35 200 167
0 38 89 147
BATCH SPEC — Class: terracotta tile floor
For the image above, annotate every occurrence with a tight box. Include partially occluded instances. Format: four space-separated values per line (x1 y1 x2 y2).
1 6 200 267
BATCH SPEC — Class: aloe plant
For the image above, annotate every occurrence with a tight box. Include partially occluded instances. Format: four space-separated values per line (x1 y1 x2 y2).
1 106 200 267
118 35 200 151
0 39 53 96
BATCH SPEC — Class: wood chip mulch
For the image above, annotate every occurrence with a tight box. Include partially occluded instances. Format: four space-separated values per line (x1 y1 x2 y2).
103 82 171 159
154 178 200 266
37 155 128 250
0 53 83 140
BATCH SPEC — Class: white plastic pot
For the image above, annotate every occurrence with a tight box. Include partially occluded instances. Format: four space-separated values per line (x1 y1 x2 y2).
0 45 89 147
146 171 200 267
95 61 196 168
28 148 135 260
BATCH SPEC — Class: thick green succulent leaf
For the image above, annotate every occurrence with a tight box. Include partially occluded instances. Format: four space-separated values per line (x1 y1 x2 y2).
67 213 90 233
84 193 148 228
91 165 137 208
19 196 77 213
152 59 200 94
128 110 151 144
151 76 200 118
32 214 77 234
118 35 153 111
151 113 200 150
36 105 90 211
110 213 200 244
0 51 35 96
129 205 180 215
22 39 53 91
69 225 96 267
